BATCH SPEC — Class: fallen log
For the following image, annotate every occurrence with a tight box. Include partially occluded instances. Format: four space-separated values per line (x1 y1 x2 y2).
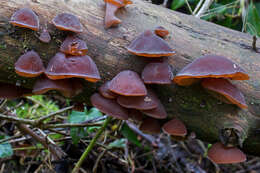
0 0 260 156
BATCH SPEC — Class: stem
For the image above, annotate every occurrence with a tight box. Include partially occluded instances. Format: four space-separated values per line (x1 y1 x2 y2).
71 116 112 173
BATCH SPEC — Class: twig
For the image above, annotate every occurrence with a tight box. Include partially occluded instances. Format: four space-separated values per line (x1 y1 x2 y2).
185 0 193 14
92 149 107 173
72 116 112 173
126 121 158 147
193 0 204 15
195 0 214 18
35 106 74 125
0 113 35 125
43 122 102 129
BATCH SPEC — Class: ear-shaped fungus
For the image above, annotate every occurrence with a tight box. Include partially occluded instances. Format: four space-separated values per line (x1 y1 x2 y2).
154 26 169 38
117 89 158 110
142 61 173 84
174 55 249 86
139 117 161 134
15 50 45 77
52 13 83 33
39 29 51 43
103 0 132 28
109 70 147 96
126 30 175 57
207 142 246 164
202 78 247 109
99 81 117 99
60 35 88 56
91 93 128 120
0 82 31 99
162 118 187 137
10 8 39 31
141 100 167 119
32 76 76 97
45 52 100 82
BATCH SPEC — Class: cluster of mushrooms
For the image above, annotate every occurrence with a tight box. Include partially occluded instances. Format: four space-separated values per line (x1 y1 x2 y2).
6 1 251 165
9 8 100 98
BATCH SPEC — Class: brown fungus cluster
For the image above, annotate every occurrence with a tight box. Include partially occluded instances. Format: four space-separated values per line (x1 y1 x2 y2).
9 8 100 98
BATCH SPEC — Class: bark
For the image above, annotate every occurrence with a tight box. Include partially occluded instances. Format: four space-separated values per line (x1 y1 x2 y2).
0 0 260 155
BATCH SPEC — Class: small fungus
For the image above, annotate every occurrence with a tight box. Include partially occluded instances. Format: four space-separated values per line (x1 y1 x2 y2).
174 55 249 86
10 8 39 31
154 26 169 38
202 78 247 109
126 30 175 57
104 0 132 28
162 118 187 137
109 70 147 96
15 50 45 77
141 100 167 119
39 29 51 43
32 76 76 97
99 81 117 99
52 13 83 33
45 52 100 82
90 93 128 120
139 117 161 134
207 142 246 164
142 61 173 84
60 35 88 56
128 109 144 122
117 89 159 110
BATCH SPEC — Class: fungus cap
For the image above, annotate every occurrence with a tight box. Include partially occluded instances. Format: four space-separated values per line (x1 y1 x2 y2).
39 29 51 43
32 76 75 97
15 50 45 77
154 26 169 38
174 55 249 86
207 142 246 164
202 78 247 109
52 13 83 33
162 118 187 137
104 0 132 7
104 3 121 29
126 30 175 57
90 93 128 120
141 100 167 119
0 82 32 99
117 89 159 110
98 81 117 99
60 35 88 56
10 8 39 31
142 61 173 84
139 117 161 134
45 52 100 82
109 70 147 96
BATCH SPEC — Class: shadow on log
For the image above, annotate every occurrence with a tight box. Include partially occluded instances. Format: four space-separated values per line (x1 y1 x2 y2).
0 0 260 156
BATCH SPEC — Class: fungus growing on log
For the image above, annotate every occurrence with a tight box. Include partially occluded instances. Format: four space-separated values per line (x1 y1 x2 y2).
117 89 159 110
60 35 88 56
90 93 128 120
15 50 45 77
32 76 76 97
103 0 132 28
207 142 246 164
45 52 100 82
126 30 175 57
0 82 32 99
109 70 147 96
141 100 167 119
98 81 117 99
52 13 83 33
10 8 39 31
202 78 247 109
39 29 51 43
173 55 249 86
139 117 161 134
154 26 169 38
142 61 173 84
162 118 187 137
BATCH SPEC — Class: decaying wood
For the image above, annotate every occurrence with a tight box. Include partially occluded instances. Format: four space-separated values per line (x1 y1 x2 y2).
0 0 260 155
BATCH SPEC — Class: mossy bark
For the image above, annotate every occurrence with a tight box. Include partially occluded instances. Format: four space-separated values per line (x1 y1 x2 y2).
1 0 260 155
